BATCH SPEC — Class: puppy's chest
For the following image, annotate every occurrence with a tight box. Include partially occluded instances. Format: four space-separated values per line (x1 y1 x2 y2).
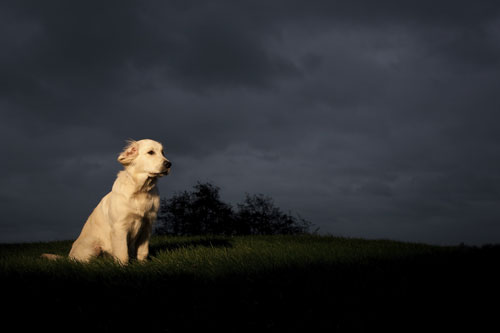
131 192 159 217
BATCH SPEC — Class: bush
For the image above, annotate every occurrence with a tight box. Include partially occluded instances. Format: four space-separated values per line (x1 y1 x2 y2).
156 182 312 236
236 193 311 235
156 183 234 236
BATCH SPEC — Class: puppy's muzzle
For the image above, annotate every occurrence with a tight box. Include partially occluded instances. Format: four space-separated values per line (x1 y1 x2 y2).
159 160 172 175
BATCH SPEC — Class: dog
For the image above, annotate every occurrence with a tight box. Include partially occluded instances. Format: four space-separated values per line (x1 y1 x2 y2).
42 139 171 264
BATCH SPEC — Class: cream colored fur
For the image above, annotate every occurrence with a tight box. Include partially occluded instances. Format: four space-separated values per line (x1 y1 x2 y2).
53 139 171 265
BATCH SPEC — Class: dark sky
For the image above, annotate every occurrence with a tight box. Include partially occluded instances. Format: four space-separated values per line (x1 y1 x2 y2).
1 1 500 245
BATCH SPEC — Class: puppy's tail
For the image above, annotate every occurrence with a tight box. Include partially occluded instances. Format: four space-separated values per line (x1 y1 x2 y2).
40 253 64 261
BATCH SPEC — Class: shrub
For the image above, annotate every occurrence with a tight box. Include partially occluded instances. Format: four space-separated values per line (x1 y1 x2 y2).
236 193 311 235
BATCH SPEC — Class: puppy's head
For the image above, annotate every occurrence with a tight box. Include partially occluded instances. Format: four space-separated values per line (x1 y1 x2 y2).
118 139 171 177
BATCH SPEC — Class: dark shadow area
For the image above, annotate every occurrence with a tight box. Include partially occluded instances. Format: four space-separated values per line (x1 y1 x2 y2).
149 237 233 257
2 241 499 332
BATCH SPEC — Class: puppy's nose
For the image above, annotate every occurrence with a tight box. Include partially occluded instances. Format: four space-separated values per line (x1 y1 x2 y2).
164 160 172 168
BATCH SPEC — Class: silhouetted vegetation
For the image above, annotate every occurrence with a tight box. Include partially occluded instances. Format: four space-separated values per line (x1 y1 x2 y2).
155 182 312 236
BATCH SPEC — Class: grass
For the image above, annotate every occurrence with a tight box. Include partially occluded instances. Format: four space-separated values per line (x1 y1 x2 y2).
1 235 499 332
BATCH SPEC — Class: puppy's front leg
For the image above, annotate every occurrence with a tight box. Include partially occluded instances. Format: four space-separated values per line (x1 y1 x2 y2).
136 239 150 262
111 226 129 265
136 222 153 262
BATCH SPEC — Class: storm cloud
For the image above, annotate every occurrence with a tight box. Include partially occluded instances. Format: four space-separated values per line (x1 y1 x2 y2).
1 0 500 244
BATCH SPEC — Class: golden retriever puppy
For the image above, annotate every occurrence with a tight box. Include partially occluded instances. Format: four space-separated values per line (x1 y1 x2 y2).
62 139 171 264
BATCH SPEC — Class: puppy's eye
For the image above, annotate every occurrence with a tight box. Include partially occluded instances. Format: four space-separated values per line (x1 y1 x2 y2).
147 150 155 155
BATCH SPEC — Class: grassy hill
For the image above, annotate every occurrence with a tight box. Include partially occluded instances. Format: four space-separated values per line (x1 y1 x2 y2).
1 235 499 332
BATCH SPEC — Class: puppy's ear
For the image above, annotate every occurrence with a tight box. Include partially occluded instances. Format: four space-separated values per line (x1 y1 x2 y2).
118 140 138 165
